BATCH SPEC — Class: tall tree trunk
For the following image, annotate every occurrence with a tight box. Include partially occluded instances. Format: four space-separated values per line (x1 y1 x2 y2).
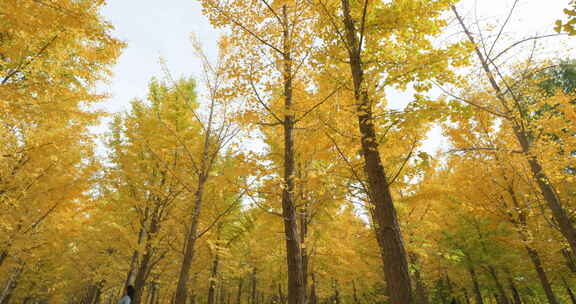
299 199 308 304
174 173 208 303
410 253 430 304
352 281 360 304
126 226 146 287
208 250 221 304
133 210 162 304
0 266 21 304
279 5 305 304
174 64 219 302
220 280 227 304
279 283 286 304
452 5 576 257
0 250 7 269
562 277 576 304
468 265 484 304
506 274 522 304
339 0 411 302
562 249 576 273
524 246 558 304
463 289 470 304
147 282 158 304
237 279 243 304
188 273 198 304
486 266 509 304
501 179 557 304
309 274 317 304
251 268 257 304
331 280 340 304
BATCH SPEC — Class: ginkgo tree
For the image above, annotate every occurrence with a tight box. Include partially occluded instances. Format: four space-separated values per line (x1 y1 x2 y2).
4 1 576 304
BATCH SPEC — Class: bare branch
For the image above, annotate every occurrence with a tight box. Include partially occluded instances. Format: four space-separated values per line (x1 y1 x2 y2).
249 64 284 124
487 0 519 57
207 0 284 55
432 81 510 119
492 34 564 63
387 138 417 186
295 85 342 123
448 146 523 154
260 0 285 26
358 0 369 52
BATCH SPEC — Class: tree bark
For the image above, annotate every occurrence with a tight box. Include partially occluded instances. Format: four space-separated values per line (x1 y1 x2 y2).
352 281 360 304
309 273 317 304
463 289 470 304
339 0 411 303
331 280 340 304
0 266 21 304
506 274 522 304
410 253 430 304
299 200 308 304
237 279 243 304
468 264 484 304
126 226 145 288
562 277 576 304
524 246 558 304
133 213 161 304
0 250 7 269
208 248 221 304
278 283 286 304
174 60 220 302
486 266 509 304
251 268 257 304
174 172 208 303
279 5 305 304
562 249 576 273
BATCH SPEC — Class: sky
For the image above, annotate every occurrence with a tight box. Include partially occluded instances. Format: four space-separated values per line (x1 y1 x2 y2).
95 0 570 154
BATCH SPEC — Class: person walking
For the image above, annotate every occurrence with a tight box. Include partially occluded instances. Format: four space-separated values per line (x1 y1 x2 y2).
118 285 135 304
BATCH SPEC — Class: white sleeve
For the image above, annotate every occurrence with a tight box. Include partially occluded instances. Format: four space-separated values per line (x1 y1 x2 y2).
117 296 130 304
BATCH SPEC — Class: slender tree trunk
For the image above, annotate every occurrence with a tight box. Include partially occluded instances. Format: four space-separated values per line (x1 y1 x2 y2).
174 173 208 302
486 266 509 304
126 226 146 287
133 211 162 304
279 283 286 304
562 249 576 273
0 250 7 269
309 274 317 304
463 289 471 304
251 268 257 304
352 281 360 304
220 281 227 304
506 274 522 304
339 0 411 302
237 279 243 304
279 5 305 304
468 265 484 304
208 250 221 304
188 273 198 304
410 253 430 304
133 250 152 304
562 277 576 304
147 282 158 304
174 65 220 302
331 280 340 304
524 246 558 304
452 4 576 257
299 200 308 304
0 266 21 304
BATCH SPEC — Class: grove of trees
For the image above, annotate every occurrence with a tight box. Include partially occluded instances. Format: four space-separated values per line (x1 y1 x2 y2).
1 0 576 304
